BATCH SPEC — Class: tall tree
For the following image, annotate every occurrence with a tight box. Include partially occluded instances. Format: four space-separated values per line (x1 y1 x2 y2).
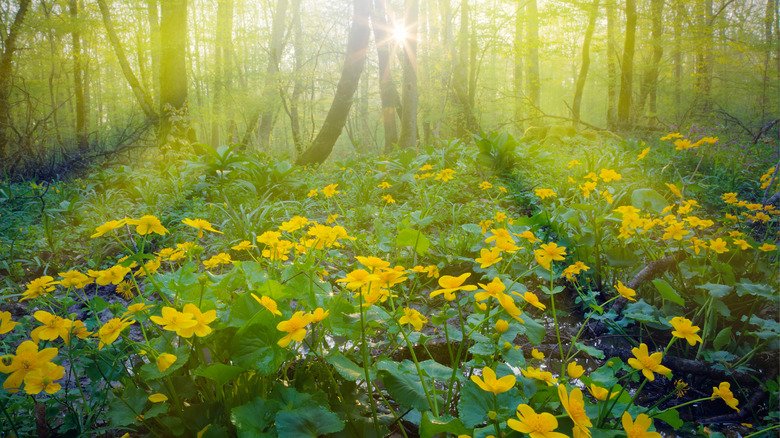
571 0 600 128
637 0 665 122
617 0 637 129
69 0 88 151
761 0 776 123
97 0 157 121
673 0 685 119
288 0 305 154
147 0 160 106
212 0 234 147
525 0 540 117
371 0 400 153
693 0 713 115
513 0 524 131
159 0 188 142
453 0 477 135
398 0 419 149
295 0 371 165
252 0 289 149
0 0 31 160
606 0 617 129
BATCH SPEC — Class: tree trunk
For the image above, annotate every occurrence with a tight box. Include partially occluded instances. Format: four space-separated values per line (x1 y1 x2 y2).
147 0 161 106
513 1 524 131
0 0 31 160
617 0 637 129
212 0 233 147
636 0 665 122
453 0 477 135
761 0 776 123
526 0 540 118
571 0 599 128
371 0 400 153
69 0 88 152
693 0 713 115
399 0 419 149
253 0 288 150
97 0 157 121
159 0 188 143
289 0 304 154
606 0 617 130
295 0 371 165
673 0 684 120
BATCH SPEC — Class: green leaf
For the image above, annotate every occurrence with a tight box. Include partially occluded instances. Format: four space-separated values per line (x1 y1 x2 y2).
420 412 469 438
275 406 344 437
395 228 430 254
194 363 245 386
139 347 190 381
231 397 280 436
697 283 732 299
326 353 366 382
652 279 685 306
518 313 546 344
735 281 776 300
418 360 457 382
379 366 433 411
631 188 668 214
653 407 684 429
712 327 733 350
231 318 287 375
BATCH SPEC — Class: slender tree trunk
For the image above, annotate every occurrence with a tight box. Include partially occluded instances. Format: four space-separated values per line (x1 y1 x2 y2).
159 0 188 143
295 0 371 165
606 0 617 130
636 0 665 122
526 0 541 118
147 0 160 106
453 0 477 135
289 0 304 154
41 0 64 146
252 0 288 149
617 0 637 129
69 0 88 151
693 0 713 115
212 0 233 147
371 0 400 153
513 0 524 131
97 0 157 121
572 0 599 128
0 0 32 159
673 0 684 119
761 0 775 123
399 0 419 149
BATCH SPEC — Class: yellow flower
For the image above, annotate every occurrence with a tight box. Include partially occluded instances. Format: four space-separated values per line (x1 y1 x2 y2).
0 341 58 393
398 307 427 331
279 216 309 232
515 291 546 310
475 247 503 268
23 362 65 395
276 311 314 347
419 164 433 171
182 218 222 238
479 181 493 190
97 317 135 350
660 133 683 141
669 316 703 346
128 215 168 236
148 393 168 403
712 382 740 412
567 160 582 168
518 230 541 244
588 384 617 401
665 183 683 198
90 219 127 238
356 256 391 272
534 243 567 270
674 138 693 150
58 270 92 289
563 262 589 281
709 238 729 254
532 348 545 360
567 361 584 379
0 311 20 334
558 385 592 438
430 273 477 301
178 303 217 338
495 319 509 333
307 189 318 197
616 281 637 301
378 181 391 189
599 169 622 182
475 277 506 302
310 308 329 323
470 366 516 395
508 404 568 438
20 276 59 301
150 307 197 334
30 311 72 344
252 293 282 316
628 343 671 381
122 302 153 318
156 353 177 372
434 169 456 182
622 412 663 438
521 367 557 386
758 243 776 252
231 241 256 251
636 147 650 161
336 269 379 290
535 188 557 199
89 265 131 286
321 183 340 197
